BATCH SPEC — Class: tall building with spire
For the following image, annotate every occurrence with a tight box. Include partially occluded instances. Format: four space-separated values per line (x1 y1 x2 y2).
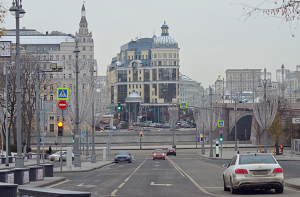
0 3 97 134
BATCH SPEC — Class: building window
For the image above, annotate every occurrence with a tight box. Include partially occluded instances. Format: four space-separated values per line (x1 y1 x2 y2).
173 53 176 58
129 70 131 74
57 116 59 121
62 55 65 60
37 47 40 51
169 53 172 58
83 47 86 51
56 46 59 51
43 94 47 101
69 55 72 60
50 124 54 132
83 84 85 89
154 54 157 58
50 95 53 100
142 55 144 59
63 84 66 88
50 84 53 90
56 55 59 60
129 85 131 89
83 55 86 59
90 55 93 60
50 47 53 50
158 53 162 58
163 61 167 65
140 84 141 88
128 56 130 60
43 47 47 51
69 74 72 78
174 61 177 65
69 84 72 89
43 55 46 60
169 61 172 65
135 55 137 59
136 84 138 88
139 70 141 74
90 47 92 51
146 55 148 59
83 38 85 42
50 74 53 79
43 84 47 90
50 55 53 60
163 53 167 58
129 77 131 81
177 54 179 58
139 77 141 81
50 116 54 120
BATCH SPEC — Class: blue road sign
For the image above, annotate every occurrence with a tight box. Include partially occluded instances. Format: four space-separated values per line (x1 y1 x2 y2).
180 102 187 109
57 88 69 100
81 131 86 136
218 120 224 127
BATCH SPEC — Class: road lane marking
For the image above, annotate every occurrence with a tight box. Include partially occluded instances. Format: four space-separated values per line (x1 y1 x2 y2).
203 187 223 188
77 183 97 188
286 187 300 193
167 157 185 177
47 180 70 188
111 156 148 196
111 189 118 196
117 182 125 189
170 158 226 197
151 182 172 186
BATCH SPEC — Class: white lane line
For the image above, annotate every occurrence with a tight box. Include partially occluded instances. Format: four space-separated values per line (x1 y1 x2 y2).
167 157 185 177
111 156 148 196
203 187 223 189
285 187 300 193
111 189 118 196
47 180 70 188
117 182 125 189
170 158 226 197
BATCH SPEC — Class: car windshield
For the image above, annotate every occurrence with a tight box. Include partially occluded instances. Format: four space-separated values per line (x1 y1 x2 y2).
168 148 174 150
117 151 129 155
54 151 62 155
155 150 164 153
239 155 277 164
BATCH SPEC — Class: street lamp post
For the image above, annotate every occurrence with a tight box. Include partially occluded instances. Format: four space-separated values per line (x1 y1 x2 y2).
234 98 237 151
9 0 25 168
209 86 213 157
201 92 205 155
258 68 272 153
73 43 81 167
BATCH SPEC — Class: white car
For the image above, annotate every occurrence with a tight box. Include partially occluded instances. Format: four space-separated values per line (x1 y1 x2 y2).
50 151 74 161
223 153 284 194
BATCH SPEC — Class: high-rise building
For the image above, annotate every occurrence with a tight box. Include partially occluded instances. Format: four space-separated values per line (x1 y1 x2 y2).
106 22 180 123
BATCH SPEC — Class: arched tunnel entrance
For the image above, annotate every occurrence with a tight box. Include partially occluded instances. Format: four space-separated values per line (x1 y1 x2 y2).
228 115 252 141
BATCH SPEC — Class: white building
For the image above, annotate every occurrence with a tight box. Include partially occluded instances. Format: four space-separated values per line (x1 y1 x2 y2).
179 73 202 106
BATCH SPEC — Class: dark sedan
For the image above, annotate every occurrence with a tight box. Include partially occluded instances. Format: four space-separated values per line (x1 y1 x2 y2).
167 148 176 156
114 151 132 163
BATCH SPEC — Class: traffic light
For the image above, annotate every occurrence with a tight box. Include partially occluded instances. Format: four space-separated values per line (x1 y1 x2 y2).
72 135 75 143
220 133 223 142
58 121 64 136
140 131 143 138
117 102 121 111
200 135 203 142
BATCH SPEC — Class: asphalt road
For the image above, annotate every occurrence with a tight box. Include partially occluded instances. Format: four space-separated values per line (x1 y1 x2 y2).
50 149 300 197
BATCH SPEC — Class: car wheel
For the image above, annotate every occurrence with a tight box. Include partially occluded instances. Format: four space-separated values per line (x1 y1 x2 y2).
72 157 74 161
153 158 155 160
175 154 176 156
223 176 230 191
275 186 284 193
230 178 238 194
163 157 165 160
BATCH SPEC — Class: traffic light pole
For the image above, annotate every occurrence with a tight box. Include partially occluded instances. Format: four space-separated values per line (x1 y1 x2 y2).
140 137 142 149
60 109 63 171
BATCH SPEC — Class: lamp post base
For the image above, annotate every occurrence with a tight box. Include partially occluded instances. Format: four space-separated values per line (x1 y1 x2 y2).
15 155 24 168
91 153 96 163
74 154 81 168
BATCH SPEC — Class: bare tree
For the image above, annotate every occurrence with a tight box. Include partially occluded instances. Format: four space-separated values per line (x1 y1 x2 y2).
239 1 300 36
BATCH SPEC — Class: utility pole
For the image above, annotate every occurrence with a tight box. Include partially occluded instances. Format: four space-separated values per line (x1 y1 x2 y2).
230 76 233 103
223 78 224 103
209 86 213 157
234 98 237 151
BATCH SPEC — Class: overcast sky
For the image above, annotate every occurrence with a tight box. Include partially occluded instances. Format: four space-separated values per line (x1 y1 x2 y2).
4 0 300 88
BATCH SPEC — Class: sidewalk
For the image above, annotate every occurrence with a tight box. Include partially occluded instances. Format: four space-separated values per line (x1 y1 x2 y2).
0 157 113 190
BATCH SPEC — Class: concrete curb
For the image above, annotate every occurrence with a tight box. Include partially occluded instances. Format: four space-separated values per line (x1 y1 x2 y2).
285 179 300 190
35 177 66 188
53 162 114 173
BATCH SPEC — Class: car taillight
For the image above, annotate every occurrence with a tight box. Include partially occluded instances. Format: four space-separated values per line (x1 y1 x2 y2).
154 153 156 155
162 153 165 155
167 150 169 152
174 150 176 152
273 168 283 173
235 169 248 174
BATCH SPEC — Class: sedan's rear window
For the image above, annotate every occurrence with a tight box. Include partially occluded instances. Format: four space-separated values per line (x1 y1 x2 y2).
239 155 276 164
155 150 164 153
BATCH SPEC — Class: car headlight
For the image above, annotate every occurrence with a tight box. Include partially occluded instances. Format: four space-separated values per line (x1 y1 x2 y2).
127 156 130 158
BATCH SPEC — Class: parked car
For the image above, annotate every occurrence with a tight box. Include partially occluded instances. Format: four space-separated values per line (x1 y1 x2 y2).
104 125 110 130
223 153 284 194
120 121 126 125
50 151 74 161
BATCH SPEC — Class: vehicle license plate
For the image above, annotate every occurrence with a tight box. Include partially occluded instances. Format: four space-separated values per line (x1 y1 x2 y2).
119 159 124 161
157 157 161 158
252 170 268 175
170 150 173 152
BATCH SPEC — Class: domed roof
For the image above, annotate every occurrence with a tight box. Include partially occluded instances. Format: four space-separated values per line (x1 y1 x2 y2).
152 21 178 48
125 90 142 103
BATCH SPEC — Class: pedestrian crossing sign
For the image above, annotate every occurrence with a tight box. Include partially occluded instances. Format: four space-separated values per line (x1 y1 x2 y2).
57 88 69 100
218 120 224 127
81 131 86 136
180 102 187 109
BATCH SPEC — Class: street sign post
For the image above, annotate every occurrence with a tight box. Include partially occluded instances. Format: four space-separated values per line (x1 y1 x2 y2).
292 118 300 124
180 102 187 109
57 88 69 100
58 100 67 110
218 120 224 127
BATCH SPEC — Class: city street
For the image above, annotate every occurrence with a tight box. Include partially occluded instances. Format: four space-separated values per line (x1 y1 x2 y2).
50 149 300 197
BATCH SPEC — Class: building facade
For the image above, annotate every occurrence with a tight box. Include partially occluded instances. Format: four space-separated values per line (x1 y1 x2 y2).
107 22 180 123
0 4 95 133
179 73 202 106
